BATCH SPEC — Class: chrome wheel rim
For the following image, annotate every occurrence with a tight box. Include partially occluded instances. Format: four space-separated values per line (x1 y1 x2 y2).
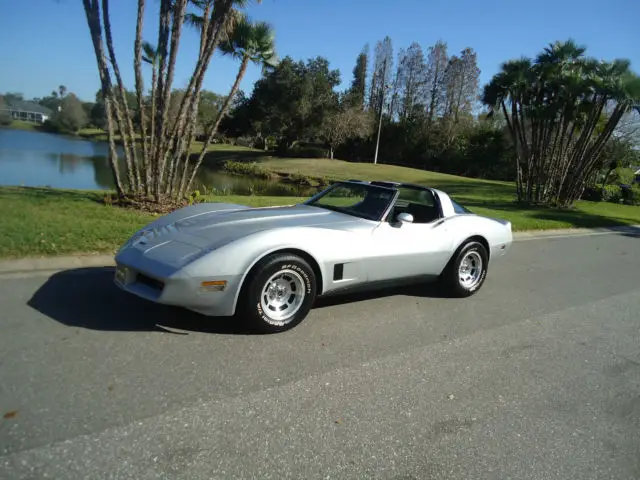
458 251 483 289
260 269 306 324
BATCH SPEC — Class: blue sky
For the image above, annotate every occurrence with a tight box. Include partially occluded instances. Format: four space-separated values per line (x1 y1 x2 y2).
1 0 639 102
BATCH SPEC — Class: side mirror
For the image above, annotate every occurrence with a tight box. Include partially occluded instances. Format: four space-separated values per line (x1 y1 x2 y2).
396 212 414 224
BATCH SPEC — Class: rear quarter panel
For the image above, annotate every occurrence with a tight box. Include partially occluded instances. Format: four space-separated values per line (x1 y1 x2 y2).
444 214 513 260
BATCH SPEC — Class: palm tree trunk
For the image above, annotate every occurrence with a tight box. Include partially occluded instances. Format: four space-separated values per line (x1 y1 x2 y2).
154 0 188 197
104 97 126 195
181 56 250 197
81 0 124 196
149 65 158 197
133 0 150 196
157 1 234 201
101 0 140 194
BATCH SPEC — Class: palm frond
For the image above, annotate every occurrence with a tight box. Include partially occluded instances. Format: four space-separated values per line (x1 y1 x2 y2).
142 41 158 64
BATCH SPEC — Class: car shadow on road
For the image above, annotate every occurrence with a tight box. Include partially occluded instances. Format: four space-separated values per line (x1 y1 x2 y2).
28 267 447 335
27 267 249 335
314 281 450 309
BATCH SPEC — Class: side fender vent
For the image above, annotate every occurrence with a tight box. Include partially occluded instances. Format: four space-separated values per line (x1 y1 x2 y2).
333 263 344 281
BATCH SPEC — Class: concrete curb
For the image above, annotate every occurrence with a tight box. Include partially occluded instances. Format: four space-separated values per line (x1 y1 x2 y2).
512 224 640 241
0 224 638 276
0 254 115 276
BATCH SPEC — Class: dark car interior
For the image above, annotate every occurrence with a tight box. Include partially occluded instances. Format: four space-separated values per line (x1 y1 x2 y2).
388 187 441 224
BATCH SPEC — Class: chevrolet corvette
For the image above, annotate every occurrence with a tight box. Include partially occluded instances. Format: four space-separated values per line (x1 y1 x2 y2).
114 180 513 332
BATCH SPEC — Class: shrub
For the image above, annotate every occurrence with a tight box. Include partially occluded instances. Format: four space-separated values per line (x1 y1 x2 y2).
292 145 328 158
278 143 328 159
602 184 622 203
581 186 603 202
222 160 271 179
609 167 635 186
622 184 640 206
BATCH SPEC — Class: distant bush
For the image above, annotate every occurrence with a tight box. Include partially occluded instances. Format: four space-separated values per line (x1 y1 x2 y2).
622 184 640 206
222 160 271 179
0 95 11 125
284 145 328 159
602 184 623 203
581 185 623 203
581 186 603 202
609 167 635 186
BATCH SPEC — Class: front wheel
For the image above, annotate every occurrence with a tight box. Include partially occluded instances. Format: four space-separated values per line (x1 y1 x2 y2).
238 253 317 333
440 241 489 297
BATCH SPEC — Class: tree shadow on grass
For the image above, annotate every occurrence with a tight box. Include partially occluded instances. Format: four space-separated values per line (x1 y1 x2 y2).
28 267 449 335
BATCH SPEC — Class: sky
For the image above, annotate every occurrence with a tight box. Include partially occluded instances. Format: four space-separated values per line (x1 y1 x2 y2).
1 0 639 103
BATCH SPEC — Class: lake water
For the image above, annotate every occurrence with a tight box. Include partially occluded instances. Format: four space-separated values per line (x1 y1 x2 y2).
0 128 315 196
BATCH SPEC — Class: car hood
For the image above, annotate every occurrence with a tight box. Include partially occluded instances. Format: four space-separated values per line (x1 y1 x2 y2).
124 203 370 259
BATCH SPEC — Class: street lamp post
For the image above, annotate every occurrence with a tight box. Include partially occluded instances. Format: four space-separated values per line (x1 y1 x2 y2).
373 59 389 165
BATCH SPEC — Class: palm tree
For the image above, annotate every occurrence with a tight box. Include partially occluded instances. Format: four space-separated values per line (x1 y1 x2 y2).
208 16 277 142
185 15 277 193
141 41 160 142
482 40 640 207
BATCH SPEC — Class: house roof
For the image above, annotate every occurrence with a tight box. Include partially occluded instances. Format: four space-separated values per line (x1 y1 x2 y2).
3 99 53 116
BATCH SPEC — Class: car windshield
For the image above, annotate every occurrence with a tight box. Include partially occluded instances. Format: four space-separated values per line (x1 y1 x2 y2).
306 182 397 221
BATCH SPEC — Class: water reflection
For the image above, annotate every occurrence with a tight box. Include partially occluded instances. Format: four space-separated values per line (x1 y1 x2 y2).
0 128 318 196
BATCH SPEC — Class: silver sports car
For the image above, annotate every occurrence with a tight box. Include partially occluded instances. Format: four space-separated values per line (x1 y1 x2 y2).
114 180 513 332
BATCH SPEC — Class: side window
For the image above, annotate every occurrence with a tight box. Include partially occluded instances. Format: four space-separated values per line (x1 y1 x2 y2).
451 200 473 214
393 187 439 224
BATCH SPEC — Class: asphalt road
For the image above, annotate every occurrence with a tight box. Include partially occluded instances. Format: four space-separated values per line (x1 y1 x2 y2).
0 231 639 479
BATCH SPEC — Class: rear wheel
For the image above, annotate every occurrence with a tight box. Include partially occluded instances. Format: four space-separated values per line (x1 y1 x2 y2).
238 253 317 333
440 240 489 297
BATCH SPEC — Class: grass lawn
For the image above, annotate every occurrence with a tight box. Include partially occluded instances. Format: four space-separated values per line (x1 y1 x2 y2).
248 156 640 231
2 120 42 132
0 187 304 259
1 143 639 259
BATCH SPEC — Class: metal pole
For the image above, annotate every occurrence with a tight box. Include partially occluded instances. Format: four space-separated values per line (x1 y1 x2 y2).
373 58 388 165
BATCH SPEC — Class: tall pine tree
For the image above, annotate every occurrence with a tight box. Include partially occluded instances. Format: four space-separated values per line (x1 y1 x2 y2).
347 44 369 109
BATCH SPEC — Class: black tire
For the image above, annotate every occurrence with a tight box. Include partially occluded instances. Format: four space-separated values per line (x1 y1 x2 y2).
237 253 317 333
440 240 489 297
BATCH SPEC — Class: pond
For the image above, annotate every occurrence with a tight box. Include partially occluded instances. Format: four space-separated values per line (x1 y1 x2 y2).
0 128 317 197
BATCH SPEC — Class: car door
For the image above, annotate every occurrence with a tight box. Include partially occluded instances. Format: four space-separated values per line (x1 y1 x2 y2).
366 188 454 282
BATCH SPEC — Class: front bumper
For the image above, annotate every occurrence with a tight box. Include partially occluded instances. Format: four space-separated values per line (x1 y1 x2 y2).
113 261 243 317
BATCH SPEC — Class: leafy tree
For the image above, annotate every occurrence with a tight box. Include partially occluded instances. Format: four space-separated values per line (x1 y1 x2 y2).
321 103 372 159
425 40 449 123
82 101 95 124
187 15 277 193
80 0 260 202
444 48 480 124
33 90 62 112
483 39 640 206
0 95 11 125
51 93 88 133
368 36 393 116
242 56 341 147
597 136 640 187
346 44 369 109
197 90 225 131
3 92 23 104
394 42 428 122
